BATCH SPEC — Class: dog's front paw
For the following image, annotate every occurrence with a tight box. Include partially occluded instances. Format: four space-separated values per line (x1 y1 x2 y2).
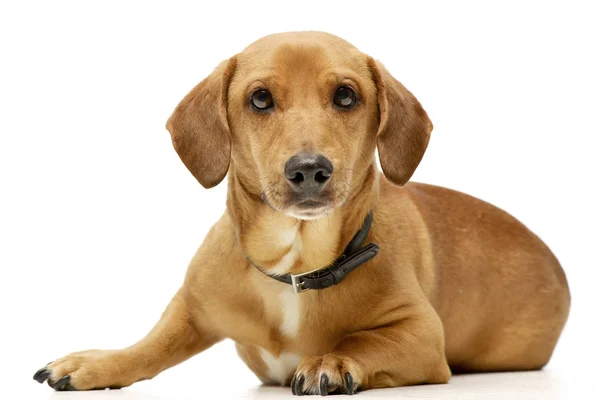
291 354 361 396
33 350 137 391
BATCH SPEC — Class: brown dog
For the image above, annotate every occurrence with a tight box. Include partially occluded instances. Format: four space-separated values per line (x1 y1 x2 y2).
33 31 570 395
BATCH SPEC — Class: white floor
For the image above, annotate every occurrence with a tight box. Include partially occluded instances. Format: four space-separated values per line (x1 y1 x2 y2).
20 370 599 400
17 340 599 400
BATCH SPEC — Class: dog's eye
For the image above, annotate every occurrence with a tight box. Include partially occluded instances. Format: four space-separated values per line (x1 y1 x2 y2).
333 86 357 109
250 89 274 111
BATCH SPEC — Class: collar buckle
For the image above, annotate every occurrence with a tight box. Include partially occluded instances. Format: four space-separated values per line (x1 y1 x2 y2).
290 269 319 293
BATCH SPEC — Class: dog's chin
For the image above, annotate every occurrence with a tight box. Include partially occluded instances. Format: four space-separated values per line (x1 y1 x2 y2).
282 200 333 221
284 208 329 220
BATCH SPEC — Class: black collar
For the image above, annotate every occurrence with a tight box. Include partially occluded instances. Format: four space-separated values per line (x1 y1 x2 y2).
248 211 379 293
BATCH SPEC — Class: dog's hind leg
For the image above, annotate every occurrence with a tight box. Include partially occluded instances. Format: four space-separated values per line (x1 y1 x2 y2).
33 289 221 391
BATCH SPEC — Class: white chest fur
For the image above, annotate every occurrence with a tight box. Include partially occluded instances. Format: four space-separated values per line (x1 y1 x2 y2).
259 226 304 384
259 348 301 385
278 287 301 337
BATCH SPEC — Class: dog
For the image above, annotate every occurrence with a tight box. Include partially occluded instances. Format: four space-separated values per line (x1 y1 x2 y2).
33 31 570 395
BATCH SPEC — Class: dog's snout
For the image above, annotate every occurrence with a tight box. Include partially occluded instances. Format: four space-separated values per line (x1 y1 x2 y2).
284 153 333 191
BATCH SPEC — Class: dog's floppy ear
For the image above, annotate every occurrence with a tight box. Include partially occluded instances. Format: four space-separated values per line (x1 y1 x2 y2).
166 57 237 188
368 57 432 186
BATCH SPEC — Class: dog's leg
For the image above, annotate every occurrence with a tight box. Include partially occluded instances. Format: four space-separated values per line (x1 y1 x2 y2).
291 307 451 395
33 289 220 391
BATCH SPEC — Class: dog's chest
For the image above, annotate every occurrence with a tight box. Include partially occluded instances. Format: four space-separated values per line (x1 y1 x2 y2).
257 228 305 383
255 219 342 338
243 218 343 384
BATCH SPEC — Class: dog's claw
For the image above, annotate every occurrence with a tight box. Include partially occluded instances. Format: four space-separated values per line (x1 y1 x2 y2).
295 375 305 396
54 376 72 391
320 374 329 396
344 372 354 395
291 375 297 395
33 368 50 383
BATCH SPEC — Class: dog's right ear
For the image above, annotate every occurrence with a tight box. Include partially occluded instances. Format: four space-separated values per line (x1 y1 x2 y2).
166 57 237 188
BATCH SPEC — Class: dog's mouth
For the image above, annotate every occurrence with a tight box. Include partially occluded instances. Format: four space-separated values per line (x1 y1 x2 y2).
282 187 336 217
261 189 334 220
296 199 327 208
260 173 351 220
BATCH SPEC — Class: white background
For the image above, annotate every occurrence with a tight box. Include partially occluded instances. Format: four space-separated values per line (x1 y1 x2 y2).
1 1 599 399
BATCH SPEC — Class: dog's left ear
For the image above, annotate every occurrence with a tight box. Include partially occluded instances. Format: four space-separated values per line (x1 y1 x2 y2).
166 57 237 188
368 57 432 186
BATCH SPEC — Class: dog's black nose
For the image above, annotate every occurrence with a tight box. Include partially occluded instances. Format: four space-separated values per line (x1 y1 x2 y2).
284 153 333 191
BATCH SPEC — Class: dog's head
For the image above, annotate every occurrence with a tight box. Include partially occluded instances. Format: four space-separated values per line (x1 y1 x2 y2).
167 32 432 219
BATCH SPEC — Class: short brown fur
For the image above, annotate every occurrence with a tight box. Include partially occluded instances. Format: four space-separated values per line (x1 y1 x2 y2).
36 32 570 395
